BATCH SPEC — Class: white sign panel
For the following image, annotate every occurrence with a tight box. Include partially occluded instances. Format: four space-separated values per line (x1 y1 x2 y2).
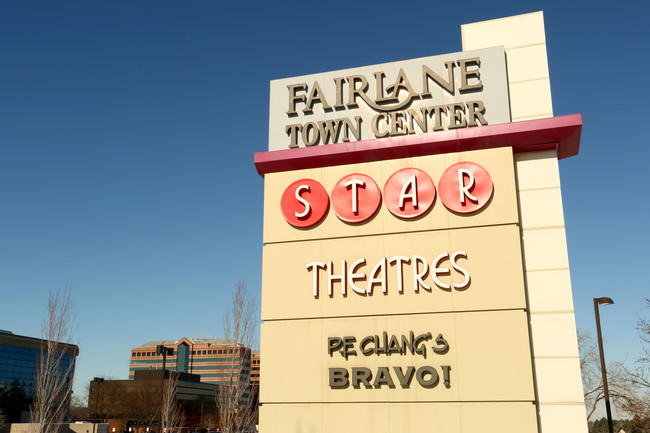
268 46 510 151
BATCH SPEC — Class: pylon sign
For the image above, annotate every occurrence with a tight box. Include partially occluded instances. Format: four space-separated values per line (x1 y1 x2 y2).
256 13 585 433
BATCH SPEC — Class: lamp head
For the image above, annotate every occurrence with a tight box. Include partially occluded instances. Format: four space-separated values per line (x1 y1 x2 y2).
595 297 614 306
156 345 173 355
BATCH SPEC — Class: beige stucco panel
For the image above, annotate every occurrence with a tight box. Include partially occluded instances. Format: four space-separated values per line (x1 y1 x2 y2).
509 79 553 120
505 44 550 83
462 12 553 122
518 187 565 229
526 269 575 313
260 402 538 433
534 357 585 403
260 310 534 403
538 404 588 433
262 224 526 320
263 147 519 244
462 11 546 51
529 313 580 358
515 150 561 190
521 228 570 271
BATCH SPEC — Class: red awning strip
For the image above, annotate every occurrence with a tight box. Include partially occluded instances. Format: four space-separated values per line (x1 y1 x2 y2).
254 114 582 177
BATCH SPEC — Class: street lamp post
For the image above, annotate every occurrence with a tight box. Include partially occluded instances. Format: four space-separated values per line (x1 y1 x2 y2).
92 377 104 433
594 297 614 433
156 345 174 433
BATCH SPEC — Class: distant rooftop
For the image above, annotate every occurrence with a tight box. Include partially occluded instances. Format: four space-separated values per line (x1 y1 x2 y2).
138 337 239 348
0 329 79 353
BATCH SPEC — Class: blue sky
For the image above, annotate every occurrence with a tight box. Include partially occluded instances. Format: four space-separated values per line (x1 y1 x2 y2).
1 0 648 407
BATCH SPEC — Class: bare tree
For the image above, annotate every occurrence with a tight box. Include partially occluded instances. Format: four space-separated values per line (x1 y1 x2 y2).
216 281 258 433
613 299 650 428
579 329 605 420
29 288 77 433
68 390 90 422
579 326 650 427
87 376 121 423
635 299 650 369
201 414 219 431
125 384 159 430
161 372 184 432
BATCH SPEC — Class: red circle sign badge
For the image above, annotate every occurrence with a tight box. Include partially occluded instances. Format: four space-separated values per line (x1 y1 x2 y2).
331 173 381 223
280 179 329 228
383 168 436 219
438 162 493 214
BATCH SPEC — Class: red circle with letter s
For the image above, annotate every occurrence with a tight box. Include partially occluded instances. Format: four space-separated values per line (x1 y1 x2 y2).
383 167 436 219
331 173 381 223
438 162 493 214
280 179 329 228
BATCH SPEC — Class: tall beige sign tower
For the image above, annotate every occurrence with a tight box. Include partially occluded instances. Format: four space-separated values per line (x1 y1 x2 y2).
256 12 587 433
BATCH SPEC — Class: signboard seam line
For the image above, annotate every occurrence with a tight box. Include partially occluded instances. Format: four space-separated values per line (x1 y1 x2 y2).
510 77 550 85
505 42 546 51
524 267 569 272
263 222 521 246
262 307 528 322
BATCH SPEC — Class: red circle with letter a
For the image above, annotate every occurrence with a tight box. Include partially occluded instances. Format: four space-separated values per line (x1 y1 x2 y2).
331 173 381 223
383 168 436 219
438 162 493 214
280 179 329 228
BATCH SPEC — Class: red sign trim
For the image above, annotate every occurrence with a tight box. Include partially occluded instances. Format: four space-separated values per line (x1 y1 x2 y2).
255 114 582 177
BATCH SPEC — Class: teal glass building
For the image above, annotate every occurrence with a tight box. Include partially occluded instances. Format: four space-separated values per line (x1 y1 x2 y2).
0 330 78 422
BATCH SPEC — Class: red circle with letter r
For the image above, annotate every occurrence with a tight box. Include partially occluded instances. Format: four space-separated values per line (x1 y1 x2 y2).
438 162 493 214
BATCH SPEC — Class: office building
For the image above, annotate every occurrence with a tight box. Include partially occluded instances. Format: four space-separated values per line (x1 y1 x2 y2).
0 329 78 423
129 337 254 386
89 370 217 432
250 351 260 386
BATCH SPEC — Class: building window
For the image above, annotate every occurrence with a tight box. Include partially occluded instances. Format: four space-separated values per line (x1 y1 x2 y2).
177 342 190 373
137 352 141 357
202 350 206 355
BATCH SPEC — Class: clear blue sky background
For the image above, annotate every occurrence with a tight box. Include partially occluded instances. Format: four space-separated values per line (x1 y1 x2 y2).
1 0 648 409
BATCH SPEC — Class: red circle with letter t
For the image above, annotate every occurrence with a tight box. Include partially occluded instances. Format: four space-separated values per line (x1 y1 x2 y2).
438 162 493 214
331 173 381 223
280 179 329 228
